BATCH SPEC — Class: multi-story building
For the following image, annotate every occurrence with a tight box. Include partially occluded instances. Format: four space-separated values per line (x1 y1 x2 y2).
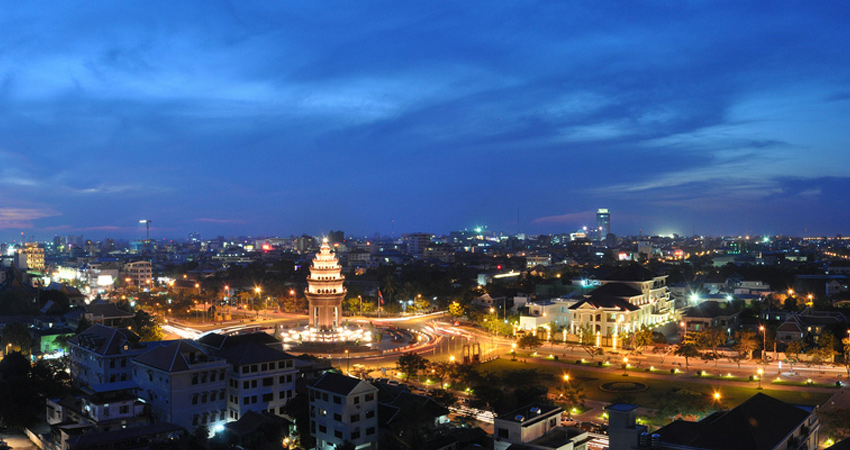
608 393 819 450
218 342 297 421
122 260 152 287
133 340 229 431
567 264 673 345
596 208 610 242
402 233 432 257
494 403 580 450
68 325 152 386
309 372 379 450
19 242 45 272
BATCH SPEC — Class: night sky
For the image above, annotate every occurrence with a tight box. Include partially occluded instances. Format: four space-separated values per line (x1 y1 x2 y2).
2 2 849 241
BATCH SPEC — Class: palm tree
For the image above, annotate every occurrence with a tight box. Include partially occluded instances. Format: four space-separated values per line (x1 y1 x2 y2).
382 275 397 304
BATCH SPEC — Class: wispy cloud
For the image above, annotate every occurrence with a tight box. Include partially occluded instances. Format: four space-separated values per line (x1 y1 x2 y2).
0 208 59 229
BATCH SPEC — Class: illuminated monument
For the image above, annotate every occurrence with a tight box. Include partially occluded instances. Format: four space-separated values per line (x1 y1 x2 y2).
305 239 346 330
278 237 370 348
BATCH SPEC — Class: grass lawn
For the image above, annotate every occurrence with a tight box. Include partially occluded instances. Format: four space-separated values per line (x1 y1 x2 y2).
478 358 832 410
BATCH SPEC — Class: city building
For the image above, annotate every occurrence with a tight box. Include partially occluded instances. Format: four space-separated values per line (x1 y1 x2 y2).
494 403 591 450
309 372 379 450
680 300 741 337
121 260 152 287
567 264 673 344
402 233 432 256
217 342 297 420
608 393 819 450
19 242 45 272
132 340 230 432
305 239 347 330
68 325 152 387
596 208 610 242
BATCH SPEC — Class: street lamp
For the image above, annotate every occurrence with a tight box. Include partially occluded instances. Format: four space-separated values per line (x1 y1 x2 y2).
345 349 350 374
759 325 767 363
623 357 629 376
254 286 262 317
757 368 764 390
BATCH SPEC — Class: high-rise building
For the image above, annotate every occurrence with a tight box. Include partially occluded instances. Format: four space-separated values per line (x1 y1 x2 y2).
596 208 610 241
305 238 346 330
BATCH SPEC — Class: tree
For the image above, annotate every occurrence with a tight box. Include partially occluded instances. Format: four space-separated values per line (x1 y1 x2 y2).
733 329 759 360
820 408 850 443
813 330 838 367
396 352 429 381
786 340 805 372
632 326 654 354
577 324 603 359
653 388 717 422
517 333 543 351
382 275 397 304
675 343 700 370
0 321 33 355
448 301 465 319
429 389 458 408
693 327 727 365
843 335 850 378
559 382 586 410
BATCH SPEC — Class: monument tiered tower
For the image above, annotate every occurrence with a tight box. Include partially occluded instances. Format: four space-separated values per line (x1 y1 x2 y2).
305 238 346 330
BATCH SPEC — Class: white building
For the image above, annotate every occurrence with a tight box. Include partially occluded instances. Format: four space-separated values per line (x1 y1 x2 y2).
217 342 297 420
133 340 229 432
494 403 590 450
68 325 153 387
309 372 379 450
567 264 673 344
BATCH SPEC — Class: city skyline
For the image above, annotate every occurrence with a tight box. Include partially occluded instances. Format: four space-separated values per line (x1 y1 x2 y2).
2 2 850 240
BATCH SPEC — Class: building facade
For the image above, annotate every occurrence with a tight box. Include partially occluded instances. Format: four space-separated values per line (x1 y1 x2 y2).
68 325 150 387
309 372 379 450
133 340 230 432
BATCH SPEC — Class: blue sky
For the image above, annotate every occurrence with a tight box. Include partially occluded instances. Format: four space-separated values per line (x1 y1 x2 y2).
2 2 849 241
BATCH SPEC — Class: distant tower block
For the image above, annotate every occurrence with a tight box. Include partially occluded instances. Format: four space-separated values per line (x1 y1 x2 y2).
596 208 610 241
305 238 347 330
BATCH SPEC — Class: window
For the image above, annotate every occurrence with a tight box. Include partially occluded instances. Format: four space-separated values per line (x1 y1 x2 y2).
365 393 374 402
251 365 258 373
278 361 285 369
243 381 249 389
498 428 509 439
352 429 361 440
263 393 273 402
243 397 249 405
193 415 199 426
261 363 268 371
332 395 340 404
334 430 343 439
192 395 199 405
119 405 129 414
353 396 360 404
365 410 375 419
351 414 360 423
319 425 327 433
334 413 342 421
366 427 375 435
242 366 249 374
322 393 328 401
263 377 273 386
210 372 216 382
252 395 257 404
279 391 286 399
252 380 257 388
192 375 198 385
